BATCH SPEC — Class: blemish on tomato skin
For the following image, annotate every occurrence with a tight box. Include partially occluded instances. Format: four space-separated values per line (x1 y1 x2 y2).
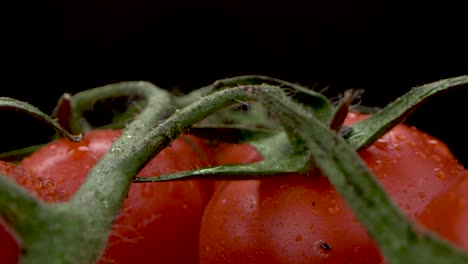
314 240 332 258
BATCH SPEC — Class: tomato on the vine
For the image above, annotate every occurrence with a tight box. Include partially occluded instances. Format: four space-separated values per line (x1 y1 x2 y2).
0 161 70 263
418 174 468 251
2 112 466 264
18 130 215 264
198 112 466 264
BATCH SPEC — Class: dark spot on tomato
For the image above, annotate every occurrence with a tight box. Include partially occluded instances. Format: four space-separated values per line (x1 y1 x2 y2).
320 242 331 251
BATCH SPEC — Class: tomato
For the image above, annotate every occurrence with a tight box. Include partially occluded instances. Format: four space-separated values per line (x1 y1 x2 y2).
19 130 215 264
418 174 468 251
0 161 70 263
198 112 466 264
348 113 466 220
212 142 264 165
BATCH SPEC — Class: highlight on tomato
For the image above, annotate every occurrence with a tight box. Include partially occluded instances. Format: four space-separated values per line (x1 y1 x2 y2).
0 75 467 264
199 112 467 264
3 130 216 264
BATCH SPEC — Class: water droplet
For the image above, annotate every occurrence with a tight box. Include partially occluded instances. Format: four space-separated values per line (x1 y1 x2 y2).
434 168 446 180
33 178 43 189
295 235 302 242
111 147 122 154
44 179 55 189
396 134 407 141
431 154 441 162
433 145 450 158
77 146 89 152
258 225 265 232
328 206 341 215
418 192 426 199
375 138 389 150
416 152 427 159
353 245 360 253
409 141 417 147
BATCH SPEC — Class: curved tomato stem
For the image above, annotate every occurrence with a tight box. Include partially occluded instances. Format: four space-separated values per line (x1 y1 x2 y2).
135 77 468 263
1 83 178 264
67 81 178 133
180 74 334 123
1 75 467 264
0 174 49 235
254 82 468 264
0 97 82 142
346 75 468 150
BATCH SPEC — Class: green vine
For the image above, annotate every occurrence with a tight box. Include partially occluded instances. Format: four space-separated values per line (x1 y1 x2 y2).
0 75 467 264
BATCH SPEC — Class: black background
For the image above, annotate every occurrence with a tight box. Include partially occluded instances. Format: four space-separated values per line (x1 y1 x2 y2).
2 0 467 165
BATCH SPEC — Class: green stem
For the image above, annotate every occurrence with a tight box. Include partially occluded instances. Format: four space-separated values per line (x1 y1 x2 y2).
13 82 179 264
0 97 82 142
138 80 468 263
346 75 468 150
3 77 467 264
68 81 177 133
253 84 468 264
0 175 48 234
181 75 333 123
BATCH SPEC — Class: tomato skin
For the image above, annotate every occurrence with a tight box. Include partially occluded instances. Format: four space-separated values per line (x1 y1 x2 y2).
199 112 466 264
199 174 382 264
212 142 264 165
347 113 466 220
0 161 70 264
19 130 214 264
418 175 468 251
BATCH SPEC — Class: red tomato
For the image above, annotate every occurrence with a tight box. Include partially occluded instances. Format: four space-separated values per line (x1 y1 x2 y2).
212 142 264 165
199 112 466 264
347 113 466 220
19 130 215 264
0 161 70 263
418 174 468 251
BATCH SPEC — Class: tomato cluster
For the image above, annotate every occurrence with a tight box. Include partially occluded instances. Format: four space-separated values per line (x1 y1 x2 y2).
0 113 467 263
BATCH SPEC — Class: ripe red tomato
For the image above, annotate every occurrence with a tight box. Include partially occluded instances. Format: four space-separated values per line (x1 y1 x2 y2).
18 130 215 264
199 112 466 264
418 174 468 251
348 113 466 220
0 161 70 263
